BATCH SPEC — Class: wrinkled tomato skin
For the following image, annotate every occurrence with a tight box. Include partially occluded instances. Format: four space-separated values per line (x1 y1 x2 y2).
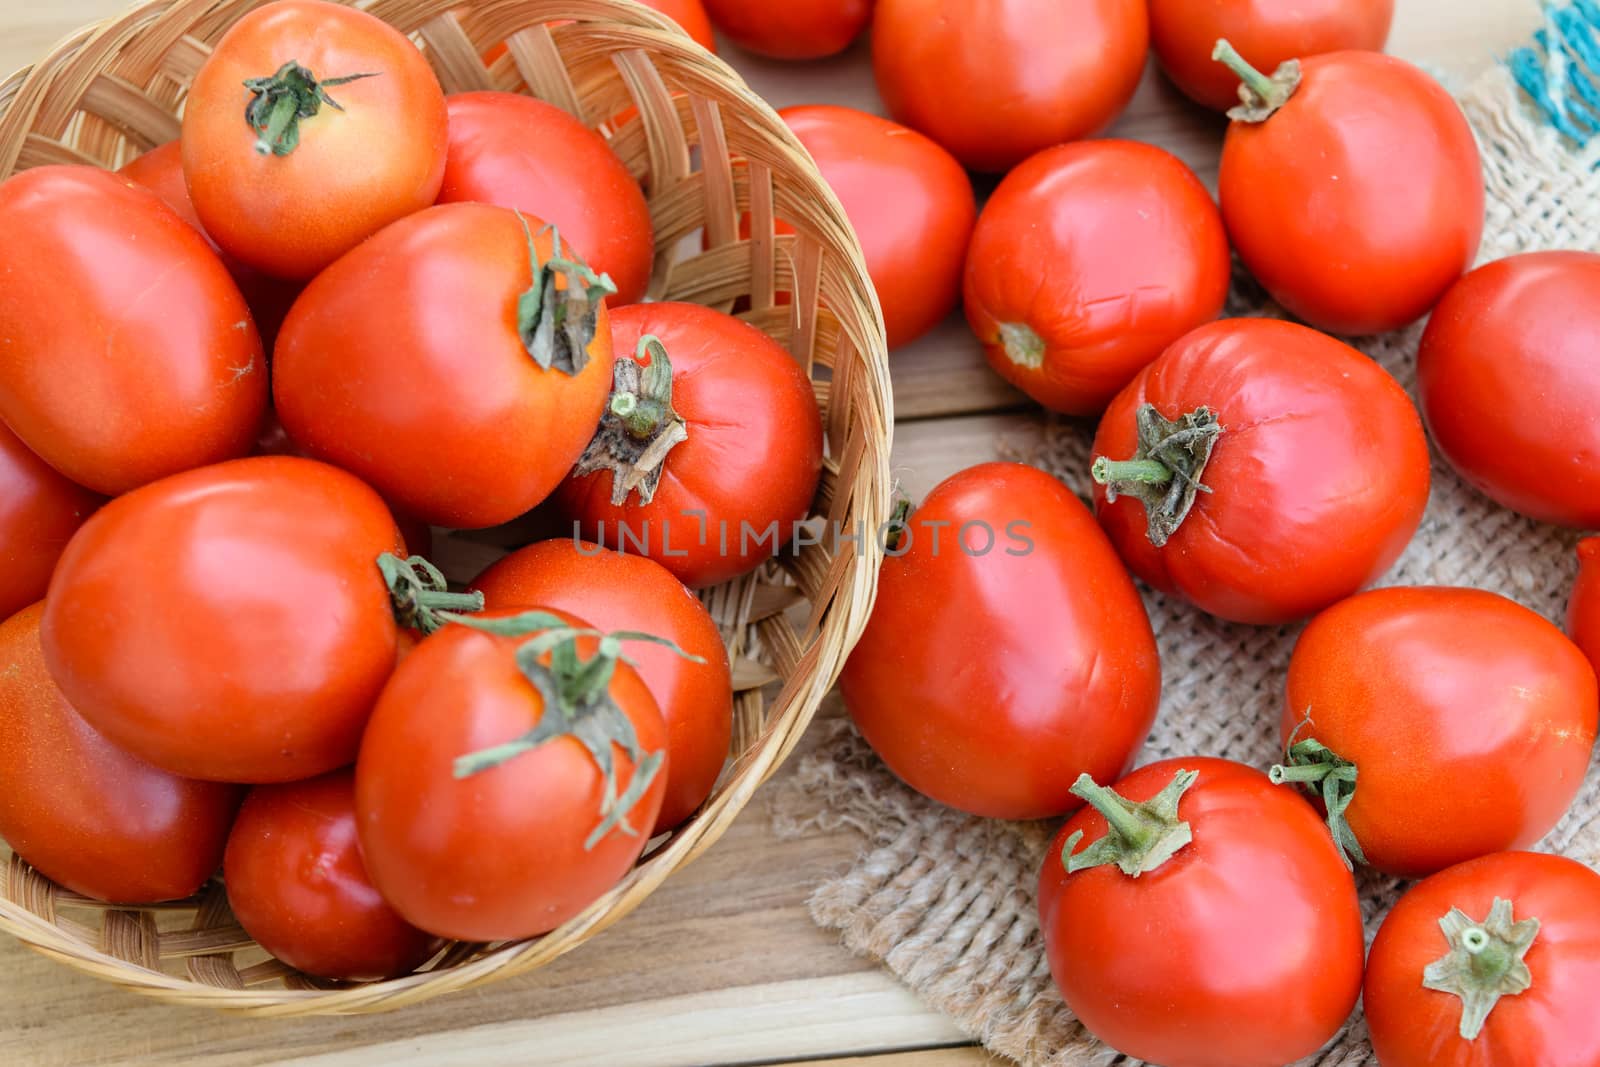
840 463 1160 819
964 140 1231 415
779 105 976 350
0 603 241 904
471 539 732 833
1366 851 1600 1067
356 608 667 941
704 0 869 59
1418 252 1600 527
0 424 100 623
1150 0 1394 112
1219 51 1483 335
273 203 615 529
182 0 448 280
1567 538 1600 677
224 771 440 981
1039 758 1365 1067
438 92 655 306
0 165 265 495
1285 587 1598 878
41 456 405 784
872 0 1148 172
1093 319 1429 625
556 302 822 588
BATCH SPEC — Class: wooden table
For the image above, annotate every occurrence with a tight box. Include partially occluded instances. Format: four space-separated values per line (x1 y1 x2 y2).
0 2 1535 1064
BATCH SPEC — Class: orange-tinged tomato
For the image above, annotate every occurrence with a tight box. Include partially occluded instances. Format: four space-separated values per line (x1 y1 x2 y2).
0 423 99 623
704 0 869 59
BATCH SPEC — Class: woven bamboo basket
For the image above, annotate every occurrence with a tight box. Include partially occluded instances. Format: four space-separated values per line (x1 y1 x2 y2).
0 0 891 1014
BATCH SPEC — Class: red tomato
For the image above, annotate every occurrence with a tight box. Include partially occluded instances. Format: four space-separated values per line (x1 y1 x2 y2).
1038 758 1365 1067
1418 251 1600 527
0 602 240 903
225 770 439 981
964 140 1230 415
482 0 717 63
0 423 99 623
438 92 654 306
1091 318 1429 624
119 141 301 347
1366 851 1600 1067
182 0 448 279
1149 0 1394 111
703 0 869 59
1567 538 1600 677
1218 48 1483 335
840 463 1160 819
273 203 616 529
872 0 1148 172
471 539 732 832
778 105 976 350
41 456 405 784
555 302 823 588
0 165 264 495
1280 587 1598 878
356 608 667 940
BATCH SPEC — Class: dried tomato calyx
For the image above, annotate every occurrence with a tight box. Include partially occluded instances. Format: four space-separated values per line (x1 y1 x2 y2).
378 552 485 635
1269 733 1367 870
515 215 616 376
1061 768 1198 877
1090 403 1222 548
570 334 689 506
1212 39 1303 123
243 61 379 156
1423 897 1540 1040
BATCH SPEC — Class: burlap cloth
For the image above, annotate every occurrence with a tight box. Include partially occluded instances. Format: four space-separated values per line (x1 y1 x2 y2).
771 58 1600 1067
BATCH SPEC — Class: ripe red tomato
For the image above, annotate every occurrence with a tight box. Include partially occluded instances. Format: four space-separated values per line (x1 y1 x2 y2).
778 105 976 350
0 423 99 623
0 165 264 495
438 92 654 307
356 608 667 940
1365 850 1600 1067
1280 587 1598 878
0 602 240 903
1567 538 1600 677
1418 251 1600 528
41 455 405 784
1149 0 1394 111
1218 48 1483 335
964 140 1230 415
224 770 439 981
471 539 732 833
1038 758 1365 1067
1091 318 1429 625
872 0 1148 172
840 463 1160 819
555 302 823 588
182 0 448 279
636 0 717 52
703 0 869 59
274 203 616 529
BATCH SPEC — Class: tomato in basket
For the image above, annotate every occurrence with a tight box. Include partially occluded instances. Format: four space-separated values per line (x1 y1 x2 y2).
703 0 869 59
0 423 99 623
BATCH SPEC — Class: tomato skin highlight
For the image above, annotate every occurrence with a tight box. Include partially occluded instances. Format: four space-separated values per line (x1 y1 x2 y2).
438 92 654 306
872 0 1148 172
1366 851 1600 1067
1092 318 1429 625
41 455 405 784
0 602 241 904
1149 0 1393 112
0 424 100 623
778 105 976 350
1418 251 1600 528
703 0 869 59
0 165 265 496
182 0 449 280
1038 758 1365 1067
355 608 667 941
1219 51 1483 335
1284 587 1598 878
273 202 615 530
840 463 1161 820
471 539 732 833
224 770 440 981
964 140 1231 415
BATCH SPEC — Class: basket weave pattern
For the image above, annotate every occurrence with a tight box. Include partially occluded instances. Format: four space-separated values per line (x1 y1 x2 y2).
0 0 891 1014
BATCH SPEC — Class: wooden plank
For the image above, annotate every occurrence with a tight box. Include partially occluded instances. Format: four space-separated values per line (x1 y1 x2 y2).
781 1050 1010 1067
